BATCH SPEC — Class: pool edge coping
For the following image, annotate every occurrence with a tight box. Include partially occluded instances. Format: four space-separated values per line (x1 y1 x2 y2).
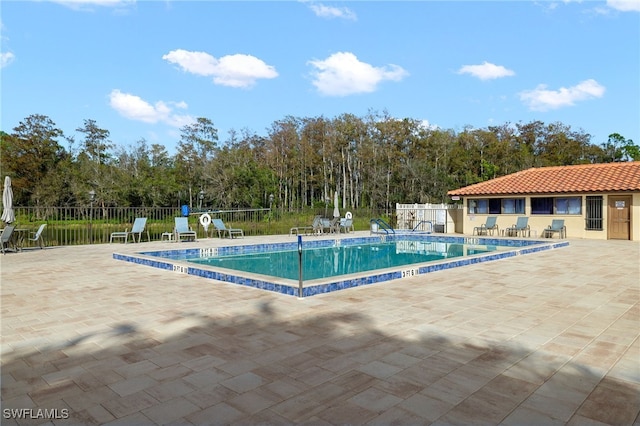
113 236 570 298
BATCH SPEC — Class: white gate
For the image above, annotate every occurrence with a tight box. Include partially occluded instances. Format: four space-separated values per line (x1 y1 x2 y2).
396 203 460 233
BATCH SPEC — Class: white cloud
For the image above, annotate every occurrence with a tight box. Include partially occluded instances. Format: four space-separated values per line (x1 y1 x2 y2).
108 89 194 127
419 119 439 131
308 52 408 96
162 49 278 88
519 79 606 111
1 21 14 68
1 52 15 68
308 3 357 20
457 61 515 80
49 0 135 11
607 0 640 12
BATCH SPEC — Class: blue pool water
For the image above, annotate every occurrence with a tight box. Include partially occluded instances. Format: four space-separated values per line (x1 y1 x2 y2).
114 235 569 297
189 241 501 280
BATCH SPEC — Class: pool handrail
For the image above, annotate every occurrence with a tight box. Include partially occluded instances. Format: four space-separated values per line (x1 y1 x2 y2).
370 218 395 234
412 220 433 233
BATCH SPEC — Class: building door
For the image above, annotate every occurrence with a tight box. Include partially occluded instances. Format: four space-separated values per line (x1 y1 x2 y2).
608 196 631 240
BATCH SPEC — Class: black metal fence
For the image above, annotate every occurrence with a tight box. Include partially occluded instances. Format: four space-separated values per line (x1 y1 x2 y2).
7 206 392 247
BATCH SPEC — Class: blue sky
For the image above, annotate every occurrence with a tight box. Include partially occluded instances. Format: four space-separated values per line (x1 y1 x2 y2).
2 0 639 155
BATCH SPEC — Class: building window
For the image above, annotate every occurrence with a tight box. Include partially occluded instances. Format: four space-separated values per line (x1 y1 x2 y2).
476 199 488 214
531 198 554 214
531 197 582 215
557 197 582 214
489 199 501 214
586 196 603 230
468 198 525 214
503 198 525 214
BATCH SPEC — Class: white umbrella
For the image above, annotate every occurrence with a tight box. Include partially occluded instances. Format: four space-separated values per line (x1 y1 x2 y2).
1 176 15 224
333 191 340 218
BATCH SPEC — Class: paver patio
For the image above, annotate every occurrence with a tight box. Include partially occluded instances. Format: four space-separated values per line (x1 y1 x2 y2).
1 233 639 425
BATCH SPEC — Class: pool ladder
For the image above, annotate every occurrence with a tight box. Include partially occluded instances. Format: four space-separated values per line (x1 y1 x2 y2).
370 218 395 234
412 220 433 233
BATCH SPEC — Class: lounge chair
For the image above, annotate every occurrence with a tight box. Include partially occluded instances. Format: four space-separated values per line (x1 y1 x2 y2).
319 218 331 233
473 216 498 236
290 215 321 236
130 217 150 243
543 219 566 238
1 225 16 254
174 217 197 242
312 215 325 235
339 217 354 233
317 217 340 234
28 224 47 249
505 217 530 237
212 218 244 239
110 218 149 243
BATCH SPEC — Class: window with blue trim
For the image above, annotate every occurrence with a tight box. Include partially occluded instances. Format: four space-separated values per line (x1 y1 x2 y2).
468 198 525 214
531 197 582 215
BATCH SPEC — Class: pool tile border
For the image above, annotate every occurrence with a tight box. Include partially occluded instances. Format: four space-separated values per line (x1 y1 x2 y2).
113 236 569 298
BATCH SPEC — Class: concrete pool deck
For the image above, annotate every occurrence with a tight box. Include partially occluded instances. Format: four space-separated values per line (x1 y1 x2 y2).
1 233 639 425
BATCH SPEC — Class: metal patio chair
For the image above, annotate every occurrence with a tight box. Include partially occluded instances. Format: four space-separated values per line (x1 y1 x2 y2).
212 218 244 239
174 217 197 242
28 223 47 249
1 225 16 254
543 219 566 238
505 217 530 237
473 216 498 236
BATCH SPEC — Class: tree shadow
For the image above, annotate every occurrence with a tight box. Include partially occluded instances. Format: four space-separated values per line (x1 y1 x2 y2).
1 300 638 425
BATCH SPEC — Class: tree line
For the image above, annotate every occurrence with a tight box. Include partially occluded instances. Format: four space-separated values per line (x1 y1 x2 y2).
1 111 638 212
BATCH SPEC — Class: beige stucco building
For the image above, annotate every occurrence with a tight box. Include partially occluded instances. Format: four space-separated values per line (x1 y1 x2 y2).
447 162 640 241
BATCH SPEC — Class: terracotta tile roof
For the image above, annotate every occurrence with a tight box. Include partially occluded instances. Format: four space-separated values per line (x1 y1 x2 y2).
448 162 640 196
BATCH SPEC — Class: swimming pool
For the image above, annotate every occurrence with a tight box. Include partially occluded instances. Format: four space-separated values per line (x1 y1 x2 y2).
113 235 568 297
188 240 501 281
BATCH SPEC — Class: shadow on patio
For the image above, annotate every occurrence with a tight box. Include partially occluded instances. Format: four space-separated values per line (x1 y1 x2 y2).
1 299 638 425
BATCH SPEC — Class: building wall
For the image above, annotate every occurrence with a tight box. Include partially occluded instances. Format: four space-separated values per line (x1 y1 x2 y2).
458 193 639 241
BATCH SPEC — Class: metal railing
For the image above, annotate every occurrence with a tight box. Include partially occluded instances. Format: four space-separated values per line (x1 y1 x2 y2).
8 206 275 247
6 206 395 247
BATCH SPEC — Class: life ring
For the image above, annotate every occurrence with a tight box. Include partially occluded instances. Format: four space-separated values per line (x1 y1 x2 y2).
199 213 212 228
345 211 353 219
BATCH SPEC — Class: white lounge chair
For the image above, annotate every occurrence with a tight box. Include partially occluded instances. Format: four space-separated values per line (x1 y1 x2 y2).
174 217 197 242
28 224 47 248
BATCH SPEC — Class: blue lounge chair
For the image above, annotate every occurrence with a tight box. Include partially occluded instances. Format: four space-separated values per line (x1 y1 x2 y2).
543 219 566 238
130 218 149 243
174 217 197 242
110 218 149 243
473 216 498 236
212 218 243 238
506 217 530 237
